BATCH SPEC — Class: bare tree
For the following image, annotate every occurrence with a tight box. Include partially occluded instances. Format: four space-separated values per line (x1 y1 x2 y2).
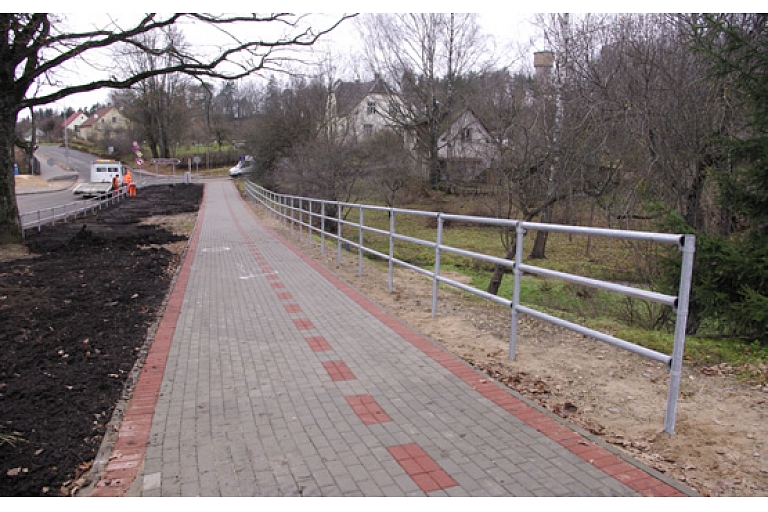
110 28 191 159
471 19 619 293
245 74 330 188
361 129 421 208
1 13 355 244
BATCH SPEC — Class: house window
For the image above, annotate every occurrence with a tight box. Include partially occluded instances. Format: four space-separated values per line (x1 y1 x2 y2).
112 117 117 123
363 124 373 136
461 128 472 141
367 101 376 115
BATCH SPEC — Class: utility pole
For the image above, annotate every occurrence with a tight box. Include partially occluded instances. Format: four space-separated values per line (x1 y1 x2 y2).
62 113 70 170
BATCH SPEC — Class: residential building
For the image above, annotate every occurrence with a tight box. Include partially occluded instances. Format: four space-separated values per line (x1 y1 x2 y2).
438 109 495 184
77 106 130 142
62 111 89 138
327 76 400 141
326 76 496 188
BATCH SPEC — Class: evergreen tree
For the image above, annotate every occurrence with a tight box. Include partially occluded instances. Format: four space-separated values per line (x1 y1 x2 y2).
673 14 768 342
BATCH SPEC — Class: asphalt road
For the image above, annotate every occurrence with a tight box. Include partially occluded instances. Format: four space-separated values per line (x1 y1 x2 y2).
36 145 93 179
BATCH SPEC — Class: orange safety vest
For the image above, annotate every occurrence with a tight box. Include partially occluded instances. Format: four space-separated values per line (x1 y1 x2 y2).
124 172 132 185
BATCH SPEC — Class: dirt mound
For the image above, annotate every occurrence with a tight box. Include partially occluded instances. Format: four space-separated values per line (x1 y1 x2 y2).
0 184 202 496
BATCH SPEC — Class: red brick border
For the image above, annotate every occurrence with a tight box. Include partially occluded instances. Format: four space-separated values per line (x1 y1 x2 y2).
89 186 208 496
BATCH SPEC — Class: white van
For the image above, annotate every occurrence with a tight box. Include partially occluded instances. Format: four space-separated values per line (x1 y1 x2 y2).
73 159 124 198
229 155 254 177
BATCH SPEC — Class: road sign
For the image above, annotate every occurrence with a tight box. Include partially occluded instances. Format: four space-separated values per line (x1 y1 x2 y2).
151 158 181 165
136 158 144 166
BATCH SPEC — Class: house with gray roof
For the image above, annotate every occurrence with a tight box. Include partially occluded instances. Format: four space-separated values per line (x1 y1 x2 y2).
327 76 401 141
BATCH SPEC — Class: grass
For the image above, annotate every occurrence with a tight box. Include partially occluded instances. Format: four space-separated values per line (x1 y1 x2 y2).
355 207 657 283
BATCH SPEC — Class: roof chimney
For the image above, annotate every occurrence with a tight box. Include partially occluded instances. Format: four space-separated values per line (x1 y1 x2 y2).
533 51 554 86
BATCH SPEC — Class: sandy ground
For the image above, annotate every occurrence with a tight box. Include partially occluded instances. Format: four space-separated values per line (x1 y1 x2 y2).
253 208 767 498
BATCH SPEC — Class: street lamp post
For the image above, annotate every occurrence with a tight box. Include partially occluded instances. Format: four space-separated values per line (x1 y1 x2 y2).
62 113 70 170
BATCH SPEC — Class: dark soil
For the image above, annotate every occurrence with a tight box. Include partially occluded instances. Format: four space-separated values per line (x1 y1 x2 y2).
0 184 203 496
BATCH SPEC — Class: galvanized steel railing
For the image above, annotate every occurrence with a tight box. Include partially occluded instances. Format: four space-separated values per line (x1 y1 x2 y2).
243 180 695 434
19 189 127 238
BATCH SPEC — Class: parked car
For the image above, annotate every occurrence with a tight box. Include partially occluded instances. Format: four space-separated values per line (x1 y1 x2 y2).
229 155 254 177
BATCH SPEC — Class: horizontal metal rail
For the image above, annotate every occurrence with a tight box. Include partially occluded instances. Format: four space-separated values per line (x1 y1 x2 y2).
516 305 672 365
518 263 678 308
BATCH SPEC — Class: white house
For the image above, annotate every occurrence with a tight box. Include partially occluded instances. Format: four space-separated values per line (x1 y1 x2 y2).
62 111 89 138
438 109 495 183
327 76 400 141
77 106 130 142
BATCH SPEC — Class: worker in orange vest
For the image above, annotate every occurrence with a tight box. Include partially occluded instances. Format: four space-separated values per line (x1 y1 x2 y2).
124 169 136 197
111 174 120 197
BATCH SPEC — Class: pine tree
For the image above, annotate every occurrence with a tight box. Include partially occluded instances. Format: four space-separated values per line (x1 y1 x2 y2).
675 14 768 342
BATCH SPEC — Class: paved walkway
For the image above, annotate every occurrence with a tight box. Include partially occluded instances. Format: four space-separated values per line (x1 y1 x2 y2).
86 181 695 497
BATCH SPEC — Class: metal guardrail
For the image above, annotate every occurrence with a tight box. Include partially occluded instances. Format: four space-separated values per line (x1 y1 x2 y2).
243 180 696 434
19 189 127 238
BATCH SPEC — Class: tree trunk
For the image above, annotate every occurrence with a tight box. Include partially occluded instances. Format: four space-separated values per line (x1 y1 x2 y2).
530 230 549 259
684 159 707 232
0 102 23 244
486 243 516 296
529 204 553 259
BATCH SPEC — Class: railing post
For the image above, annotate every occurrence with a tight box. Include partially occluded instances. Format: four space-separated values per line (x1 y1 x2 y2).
308 200 313 250
509 222 525 361
337 202 342 268
298 198 303 242
321 202 326 257
431 213 443 318
358 207 364 276
388 209 395 294
664 234 696 434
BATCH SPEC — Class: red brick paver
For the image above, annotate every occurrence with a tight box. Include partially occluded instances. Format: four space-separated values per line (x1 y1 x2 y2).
346 395 392 425
388 444 458 493
322 360 356 381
